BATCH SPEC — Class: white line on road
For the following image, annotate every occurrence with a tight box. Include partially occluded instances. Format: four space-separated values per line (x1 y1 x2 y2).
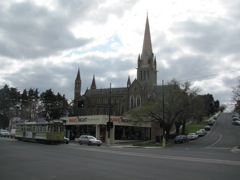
206 134 222 148
72 146 240 166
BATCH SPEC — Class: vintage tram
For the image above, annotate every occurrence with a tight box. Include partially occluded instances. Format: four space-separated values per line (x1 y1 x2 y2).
15 120 66 144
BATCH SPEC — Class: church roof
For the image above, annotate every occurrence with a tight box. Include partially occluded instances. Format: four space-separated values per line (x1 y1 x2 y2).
84 87 127 96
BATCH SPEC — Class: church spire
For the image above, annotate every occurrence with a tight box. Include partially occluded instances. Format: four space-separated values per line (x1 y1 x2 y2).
137 14 157 88
74 68 81 100
141 13 153 62
127 76 131 88
91 75 96 90
76 68 81 81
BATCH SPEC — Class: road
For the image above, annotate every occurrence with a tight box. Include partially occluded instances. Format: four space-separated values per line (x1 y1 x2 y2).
0 113 240 180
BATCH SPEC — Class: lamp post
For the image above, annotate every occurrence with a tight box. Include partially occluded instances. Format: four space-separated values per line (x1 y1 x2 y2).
162 80 166 147
107 83 112 145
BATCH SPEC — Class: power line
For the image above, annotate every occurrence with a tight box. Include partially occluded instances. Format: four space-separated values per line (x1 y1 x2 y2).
176 70 240 83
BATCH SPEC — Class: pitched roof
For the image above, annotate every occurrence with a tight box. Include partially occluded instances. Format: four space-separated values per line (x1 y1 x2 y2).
84 87 127 97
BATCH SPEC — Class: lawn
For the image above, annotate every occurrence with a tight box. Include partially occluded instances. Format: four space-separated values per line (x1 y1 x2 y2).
185 121 208 134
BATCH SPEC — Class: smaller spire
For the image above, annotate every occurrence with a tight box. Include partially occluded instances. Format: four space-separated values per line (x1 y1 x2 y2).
91 75 96 89
127 76 131 87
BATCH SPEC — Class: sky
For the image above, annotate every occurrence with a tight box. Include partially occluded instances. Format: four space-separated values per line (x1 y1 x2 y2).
0 0 240 110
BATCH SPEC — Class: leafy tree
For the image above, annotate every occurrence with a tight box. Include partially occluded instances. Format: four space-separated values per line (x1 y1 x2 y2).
40 89 68 120
0 84 21 128
20 88 39 121
219 104 227 113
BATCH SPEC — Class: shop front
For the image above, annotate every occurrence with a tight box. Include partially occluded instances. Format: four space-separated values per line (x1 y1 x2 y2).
62 115 151 144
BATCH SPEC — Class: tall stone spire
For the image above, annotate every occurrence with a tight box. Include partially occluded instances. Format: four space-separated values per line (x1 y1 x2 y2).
137 14 157 88
74 68 81 100
141 13 153 65
91 75 96 90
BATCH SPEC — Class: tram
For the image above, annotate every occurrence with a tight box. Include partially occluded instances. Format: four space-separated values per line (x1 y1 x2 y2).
15 120 66 144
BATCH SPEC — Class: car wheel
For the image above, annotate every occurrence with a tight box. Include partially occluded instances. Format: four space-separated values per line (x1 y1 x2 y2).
98 144 101 146
79 141 82 145
88 142 92 146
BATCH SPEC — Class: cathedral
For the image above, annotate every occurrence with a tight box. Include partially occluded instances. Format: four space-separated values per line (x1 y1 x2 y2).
73 15 161 117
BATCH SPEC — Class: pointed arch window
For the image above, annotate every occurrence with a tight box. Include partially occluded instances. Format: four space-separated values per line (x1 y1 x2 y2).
136 95 141 107
130 95 135 109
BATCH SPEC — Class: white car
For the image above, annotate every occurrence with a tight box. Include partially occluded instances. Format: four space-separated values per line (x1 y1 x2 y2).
78 135 102 146
232 120 240 126
0 129 10 137
196 129 206 137
187 133 199 140
64 137 69 144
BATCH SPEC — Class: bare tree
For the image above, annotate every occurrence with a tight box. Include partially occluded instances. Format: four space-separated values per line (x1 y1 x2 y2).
232 76 240 112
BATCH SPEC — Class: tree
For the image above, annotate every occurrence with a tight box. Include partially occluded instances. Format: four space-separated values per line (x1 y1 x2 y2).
40 89 68 120
0 84 21 128
232 76 240 113
132 79 193 141
20 88 39 121
219 104 227 113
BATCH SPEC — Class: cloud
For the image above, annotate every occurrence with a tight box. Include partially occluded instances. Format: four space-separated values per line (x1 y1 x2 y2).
0 0 239 110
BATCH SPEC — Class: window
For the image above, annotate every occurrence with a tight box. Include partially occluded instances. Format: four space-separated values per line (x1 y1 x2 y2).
136 95 141 107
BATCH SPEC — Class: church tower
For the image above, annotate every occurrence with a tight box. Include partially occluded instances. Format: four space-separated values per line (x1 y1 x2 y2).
137 14 157 90
74 68 81 101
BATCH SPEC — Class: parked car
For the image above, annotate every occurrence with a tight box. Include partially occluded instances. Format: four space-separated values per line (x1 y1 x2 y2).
232 117 240 121
196 129 206 137
0 129 10 137
187 133 199 140
64 136 69 144
208 119 215 126
78 135 102 146
232 120 240 126
204 125 211 131
174 135 189 144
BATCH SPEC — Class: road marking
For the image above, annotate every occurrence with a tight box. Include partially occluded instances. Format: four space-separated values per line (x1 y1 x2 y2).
72 146 240 166
206 147 231 150
206 134 222 148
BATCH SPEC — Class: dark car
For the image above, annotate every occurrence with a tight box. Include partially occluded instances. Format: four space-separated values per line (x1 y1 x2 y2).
204 125 211 131
174 135 189 144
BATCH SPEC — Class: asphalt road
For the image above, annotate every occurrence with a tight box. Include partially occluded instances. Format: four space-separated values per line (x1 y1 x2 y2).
0 113 240 180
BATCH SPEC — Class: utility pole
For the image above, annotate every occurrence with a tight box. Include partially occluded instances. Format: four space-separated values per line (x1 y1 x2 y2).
162 80 166 147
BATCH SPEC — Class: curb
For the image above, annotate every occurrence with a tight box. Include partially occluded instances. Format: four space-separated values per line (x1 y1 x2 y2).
231 146 240 153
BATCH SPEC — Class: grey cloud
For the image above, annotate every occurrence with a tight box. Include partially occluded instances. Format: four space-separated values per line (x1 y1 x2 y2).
0 1 91 59
171 19 240 55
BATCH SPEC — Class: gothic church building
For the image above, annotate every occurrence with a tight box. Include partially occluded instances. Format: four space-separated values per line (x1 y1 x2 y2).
74 15 161 117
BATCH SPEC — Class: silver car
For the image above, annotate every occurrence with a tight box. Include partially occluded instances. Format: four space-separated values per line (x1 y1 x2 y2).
187 133 199 140
0 129 10 137
78 135 102 146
